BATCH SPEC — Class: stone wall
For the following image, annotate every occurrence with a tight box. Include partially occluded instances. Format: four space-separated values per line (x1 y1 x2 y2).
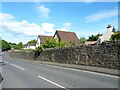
9 41 120 70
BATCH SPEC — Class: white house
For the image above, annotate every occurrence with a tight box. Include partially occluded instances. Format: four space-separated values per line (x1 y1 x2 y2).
36 35 53 47
26 43 36 49
97 24 116 44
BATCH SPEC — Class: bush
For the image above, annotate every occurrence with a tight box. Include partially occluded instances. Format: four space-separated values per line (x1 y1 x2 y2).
36 45 43 52
42 38 57 49
0 40 11 51
14 42 23 50
57 41 67 47
110 32 120 41
79 37 86 44
69 40 76 46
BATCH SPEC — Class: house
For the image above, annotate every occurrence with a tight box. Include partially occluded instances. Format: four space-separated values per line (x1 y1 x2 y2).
84 41 97 45
97 24 116 44
36 35 53 47
26 43 36 49
53 30 80 45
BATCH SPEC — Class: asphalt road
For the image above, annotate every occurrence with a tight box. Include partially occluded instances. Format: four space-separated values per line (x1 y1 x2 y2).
1 52 119 89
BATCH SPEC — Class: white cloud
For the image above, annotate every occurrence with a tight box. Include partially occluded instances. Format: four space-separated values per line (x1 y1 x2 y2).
63 23 72 27
57 28 69 31
0 13 55 43
41 23 55 33
38 5 50 18
86 9 118 22
56 22 72 31
0 13 15 21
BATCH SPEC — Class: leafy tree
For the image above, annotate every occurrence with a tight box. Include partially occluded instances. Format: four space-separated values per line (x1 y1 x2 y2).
9 42 17 48
14 42 23 50
36 45 43 52
69 40 76 46
87 34 102 41
43 38 57 49
57 41 67 47
0 40 11 51
79 37 86 44
110 32 120 41
28 40 37 44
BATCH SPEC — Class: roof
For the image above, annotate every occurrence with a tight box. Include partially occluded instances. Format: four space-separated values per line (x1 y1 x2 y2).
84 41 97 45
38 35 53 44
54 30 79 44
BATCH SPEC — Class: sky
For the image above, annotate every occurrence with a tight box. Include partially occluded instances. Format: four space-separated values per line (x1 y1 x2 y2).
0 1 118 44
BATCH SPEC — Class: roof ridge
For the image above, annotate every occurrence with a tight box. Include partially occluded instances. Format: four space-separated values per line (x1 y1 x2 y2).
56 30 75 33
38 35 53 37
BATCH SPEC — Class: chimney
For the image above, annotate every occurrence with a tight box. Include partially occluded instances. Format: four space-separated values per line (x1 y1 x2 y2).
107 24 113 32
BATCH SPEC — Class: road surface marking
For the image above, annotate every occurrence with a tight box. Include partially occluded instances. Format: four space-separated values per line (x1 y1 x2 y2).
45 65 119 78
11 64 25 70
3 61 8 63
37 76 67 89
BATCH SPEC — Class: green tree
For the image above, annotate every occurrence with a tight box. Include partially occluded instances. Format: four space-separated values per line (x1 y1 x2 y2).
36 45 43 52
79 37 86 44
0 40 11 51
110 32 120 41
87 34 102 41
43 38 57 49
69 40 76 46
9 42 17 48
57 41 67 47
14 42 23 50
28 40 37 44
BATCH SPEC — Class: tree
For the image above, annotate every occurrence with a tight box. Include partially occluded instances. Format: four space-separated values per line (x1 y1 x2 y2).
87 34 102 41
79 37 86 44
69 40 76 46
0 40 11 51
110 32 120 41
9 42 17 48
14 42 23 50
57 41 67 47
43 38 57 49
36 38 68 51
27 40 37 44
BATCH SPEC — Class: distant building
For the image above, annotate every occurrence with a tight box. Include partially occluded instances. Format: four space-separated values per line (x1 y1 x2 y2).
36 30 80 47
53 30 80 45
26 43 36 49
97 24 116 44
36 35 53 47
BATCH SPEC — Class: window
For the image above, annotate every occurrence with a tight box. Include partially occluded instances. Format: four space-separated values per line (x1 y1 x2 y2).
42 37 44 39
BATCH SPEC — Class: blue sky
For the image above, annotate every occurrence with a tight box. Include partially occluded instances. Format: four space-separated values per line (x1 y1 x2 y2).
0 2 118 44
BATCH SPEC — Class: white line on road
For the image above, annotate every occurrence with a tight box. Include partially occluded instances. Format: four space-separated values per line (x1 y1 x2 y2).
11 64 25 70
3 61 8 63
37 75 67 89
45 65 119 78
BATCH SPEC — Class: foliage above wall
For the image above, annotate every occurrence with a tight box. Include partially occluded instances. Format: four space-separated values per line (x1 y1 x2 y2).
110 32 120 41
87 34 102 41
0 40 11 51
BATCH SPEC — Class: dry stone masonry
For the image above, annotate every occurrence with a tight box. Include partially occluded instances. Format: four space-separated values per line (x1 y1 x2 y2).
9 41 120 70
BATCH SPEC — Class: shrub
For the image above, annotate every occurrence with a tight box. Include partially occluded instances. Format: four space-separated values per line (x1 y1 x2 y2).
0 40 11 51
36 45 43 52
69 40 76 46
110 32 120 41
57 41 67 47
14 42 23 50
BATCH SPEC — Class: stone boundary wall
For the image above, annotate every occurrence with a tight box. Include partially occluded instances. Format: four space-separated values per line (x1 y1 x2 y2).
9 41 120 70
